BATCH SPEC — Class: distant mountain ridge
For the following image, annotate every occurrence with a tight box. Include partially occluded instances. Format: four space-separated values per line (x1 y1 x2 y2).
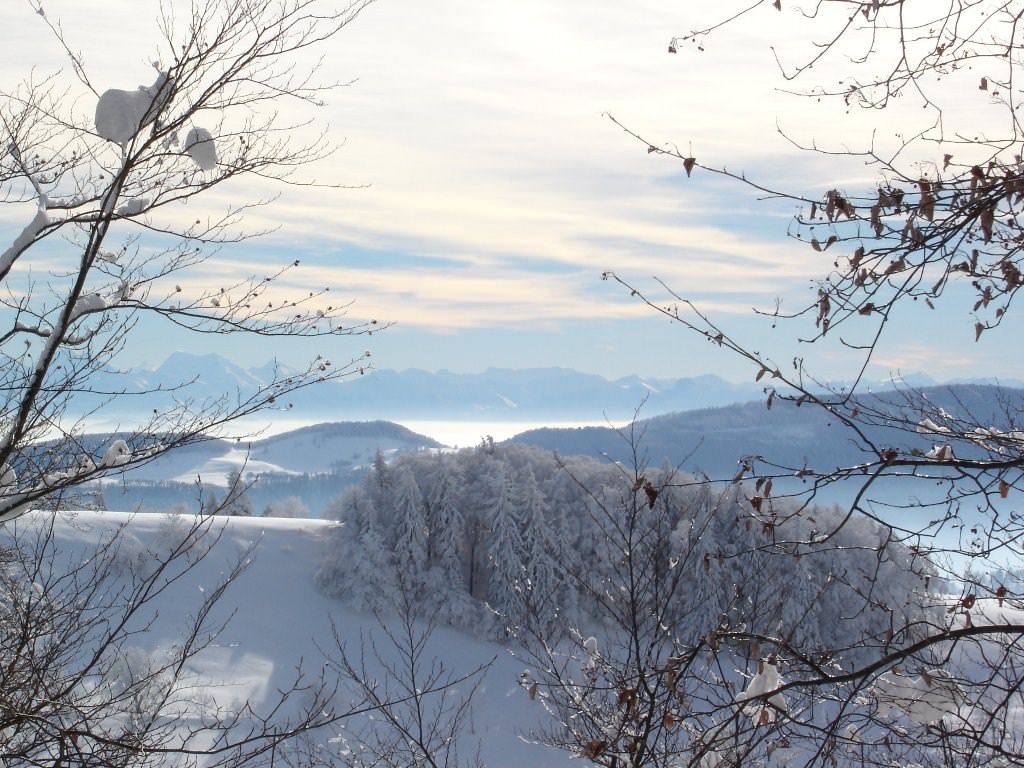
87 352 1015 423
509 382 1024 485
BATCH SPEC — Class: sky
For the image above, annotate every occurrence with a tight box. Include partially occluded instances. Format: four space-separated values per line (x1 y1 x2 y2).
0 0 1019 384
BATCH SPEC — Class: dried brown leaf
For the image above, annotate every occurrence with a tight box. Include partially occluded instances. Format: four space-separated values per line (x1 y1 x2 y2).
644 481 659 509
581 740 608 760
980 207 995 242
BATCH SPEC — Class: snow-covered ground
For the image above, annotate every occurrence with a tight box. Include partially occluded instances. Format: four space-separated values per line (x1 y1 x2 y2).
10 509 1023 767
16 510 573 767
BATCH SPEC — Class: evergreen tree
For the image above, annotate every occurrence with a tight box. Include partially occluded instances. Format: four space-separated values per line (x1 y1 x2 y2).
427 459 467 589
516 466 558 632
392 464 428 572
485 463 525 628
221 468 254 516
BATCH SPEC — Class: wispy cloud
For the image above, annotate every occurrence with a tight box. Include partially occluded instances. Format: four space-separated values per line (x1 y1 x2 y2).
0 0 1005 379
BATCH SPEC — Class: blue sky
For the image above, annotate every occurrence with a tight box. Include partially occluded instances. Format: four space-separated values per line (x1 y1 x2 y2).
0 0 1019 383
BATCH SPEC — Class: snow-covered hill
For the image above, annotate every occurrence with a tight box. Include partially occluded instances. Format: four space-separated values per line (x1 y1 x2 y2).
8 510 571 768
90 421 442 487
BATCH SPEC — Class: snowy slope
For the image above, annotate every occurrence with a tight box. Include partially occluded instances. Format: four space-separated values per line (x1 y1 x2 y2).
13 511 571 768
95 421 442 486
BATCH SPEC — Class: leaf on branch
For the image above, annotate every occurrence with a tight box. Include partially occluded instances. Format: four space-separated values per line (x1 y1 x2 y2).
961 593 977 610
884 257 906 276
858 303 874 315
870 204 883 236
683 157 696 177
918 179 935 220
825 190 855 220
975 321 985 341
980 207 995 242
755 366 769 382
850 246 865 270
980 76 989 91
581 740 608 760
996 585 1007 606
773 0 781 9
974 287 993 311
816 290 831 332
644 481 659 509
1001 259 1022 287
766 390 776 409
1000 480 1010 498
943 154 953 170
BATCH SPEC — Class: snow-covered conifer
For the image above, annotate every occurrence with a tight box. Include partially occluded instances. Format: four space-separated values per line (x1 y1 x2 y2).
391 464 428 571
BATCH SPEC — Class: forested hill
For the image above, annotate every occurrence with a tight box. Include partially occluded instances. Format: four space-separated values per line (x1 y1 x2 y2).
509 383 1024 480
317 441 929 657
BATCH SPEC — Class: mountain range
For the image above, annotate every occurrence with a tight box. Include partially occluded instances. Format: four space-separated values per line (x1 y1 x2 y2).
84 351 1022 424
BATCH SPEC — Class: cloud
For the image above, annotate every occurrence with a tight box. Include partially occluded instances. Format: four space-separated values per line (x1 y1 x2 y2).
1 0 1010 379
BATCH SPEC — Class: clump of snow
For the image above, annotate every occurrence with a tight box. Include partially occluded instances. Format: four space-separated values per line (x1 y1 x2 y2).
736 660 788 725
1 195 49 273
869 669 964 725
926 444 953 461
184 127 217 170
101 439 132 468
116 198 150 216
73 293 106 318
917 418 951 435
0 463 16 490
43 470 70 488
95 70 173 145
